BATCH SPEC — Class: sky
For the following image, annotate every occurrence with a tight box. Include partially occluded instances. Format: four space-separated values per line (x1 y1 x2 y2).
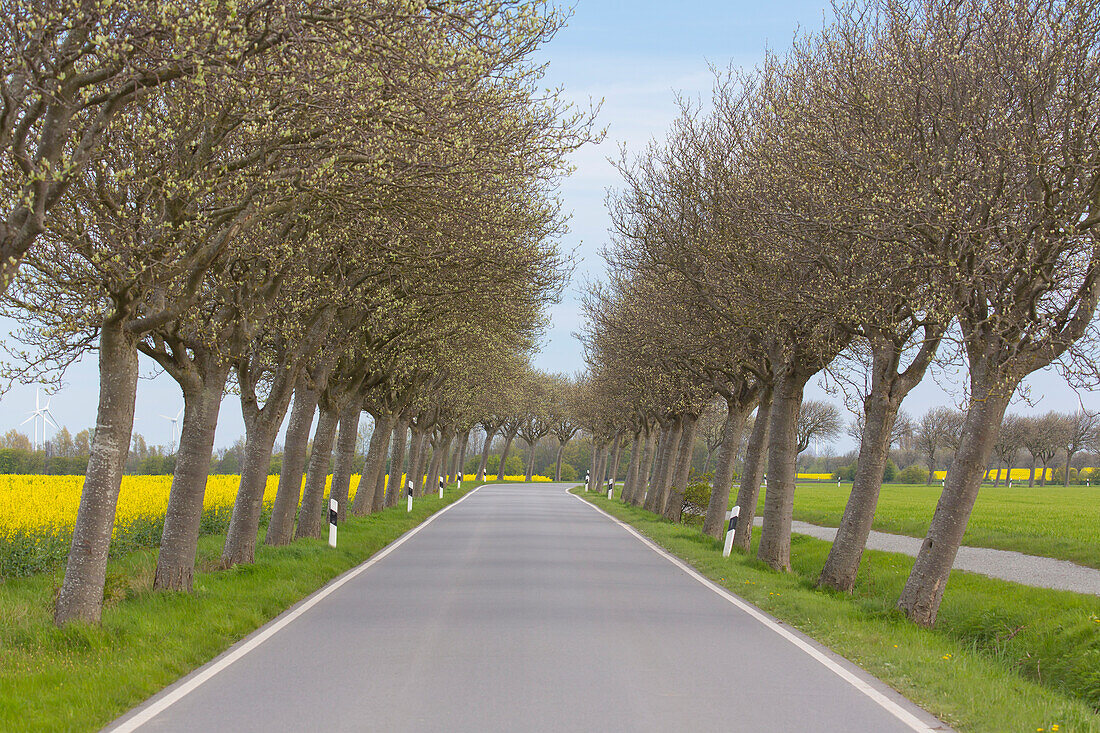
0 0 1096 452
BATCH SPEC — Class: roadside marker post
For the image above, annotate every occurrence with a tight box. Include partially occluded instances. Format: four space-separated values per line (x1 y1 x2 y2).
328 499 338 548
722 505 740 557
584 470 590 491
439 476 444 498
607 477 613 498
407 480 413 512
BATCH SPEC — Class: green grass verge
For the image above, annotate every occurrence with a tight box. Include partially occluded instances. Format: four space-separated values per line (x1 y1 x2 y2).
0 482 479 732
578 489 1100 733
750 483 1100 570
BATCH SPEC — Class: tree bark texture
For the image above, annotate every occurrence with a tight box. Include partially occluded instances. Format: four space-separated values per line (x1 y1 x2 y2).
817 388 899 592
330 402 360 523
606 435 623 493
476 429 497 481
642 427 669 512
55 319 139 625
524 440 536 481
702 404 750 539
621 432 641 503
353 413 391 516
295 404 339 540
385 417 409 508
265 383 318 545
413 433 433 496
758 370 808 571
732 388 773 552
633 428 658 507
496 430 517 481
896 390 1011 626
650 417 684 515
154 363 229 592
221 418 280 568
663 416 698 520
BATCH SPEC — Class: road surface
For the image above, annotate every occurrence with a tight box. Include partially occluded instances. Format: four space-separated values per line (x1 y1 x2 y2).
108 483 948 732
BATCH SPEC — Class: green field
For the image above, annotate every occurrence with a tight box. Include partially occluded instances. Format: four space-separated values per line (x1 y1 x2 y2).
0 482 478 732
582 489 1100 733
750 482 1100 570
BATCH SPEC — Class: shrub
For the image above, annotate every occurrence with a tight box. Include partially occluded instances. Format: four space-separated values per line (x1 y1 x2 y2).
896 464 928 484
680 472 713 519
559 462 576 481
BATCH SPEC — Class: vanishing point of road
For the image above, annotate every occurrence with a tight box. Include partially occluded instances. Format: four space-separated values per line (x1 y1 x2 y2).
108 482 949 732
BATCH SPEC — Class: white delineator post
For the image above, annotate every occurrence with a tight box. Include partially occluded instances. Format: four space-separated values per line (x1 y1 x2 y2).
607 477 613 498
439 475 444 498
407 480 413 512
328 498 338 548
584 470 590 491
722 505 740 558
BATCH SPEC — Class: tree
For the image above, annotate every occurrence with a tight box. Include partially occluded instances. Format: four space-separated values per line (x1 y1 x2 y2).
795 400 841 455
1060 411 1098 486
914 408 954 485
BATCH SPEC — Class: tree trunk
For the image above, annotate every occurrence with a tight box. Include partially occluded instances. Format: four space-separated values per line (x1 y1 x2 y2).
54 319 139 626
352 413 391 516
555 442 565 481
425 438 443 496
524 440 536 481
663 416 698 520
476 428 497 480
1065 451 1075 486
265 382 318 546
437 429 454 487
926 451 936 484
606 434 623 493
294 404 339 540
703 403 750 539
992 463 1001 488
154 363 229 592
633 428 658 507
385 417 409 508
643 425 671 512
1028 456 1037 487
458 429 471 480
1039 459 1049 487
897 390 1011 626
413 432 433 496
621 432 641 502
330 402 360 523
817 387 899 592
732 387 772 552
404 427 425 497
650 417 684 515
758 369 808 571
496 430 517 481
221 418 280 568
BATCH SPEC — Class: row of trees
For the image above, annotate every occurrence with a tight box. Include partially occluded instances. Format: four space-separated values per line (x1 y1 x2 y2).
2 0 595 626
581 0 1100 627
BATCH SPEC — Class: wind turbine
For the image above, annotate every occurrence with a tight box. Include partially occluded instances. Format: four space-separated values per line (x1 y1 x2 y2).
21 388 58 451
161 406 184 450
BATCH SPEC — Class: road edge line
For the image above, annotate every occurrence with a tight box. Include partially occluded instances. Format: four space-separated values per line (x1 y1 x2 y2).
569 490 942 733
107 486 483 732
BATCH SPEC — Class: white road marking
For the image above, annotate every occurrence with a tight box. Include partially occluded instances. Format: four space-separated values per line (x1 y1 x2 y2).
570 490 940 733
109 487 483 732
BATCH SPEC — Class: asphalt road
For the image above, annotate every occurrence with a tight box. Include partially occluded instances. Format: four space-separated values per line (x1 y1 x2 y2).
108 483 948 733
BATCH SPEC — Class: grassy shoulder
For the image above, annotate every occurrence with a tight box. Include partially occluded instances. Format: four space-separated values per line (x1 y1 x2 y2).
750 482 1100 570
577 488 1100 733
0 482 480 732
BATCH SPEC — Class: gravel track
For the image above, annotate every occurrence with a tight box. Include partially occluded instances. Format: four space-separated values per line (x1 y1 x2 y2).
752 517 1100 596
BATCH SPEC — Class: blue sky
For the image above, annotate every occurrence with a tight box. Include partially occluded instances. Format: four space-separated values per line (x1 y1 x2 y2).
0 0 1094 451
